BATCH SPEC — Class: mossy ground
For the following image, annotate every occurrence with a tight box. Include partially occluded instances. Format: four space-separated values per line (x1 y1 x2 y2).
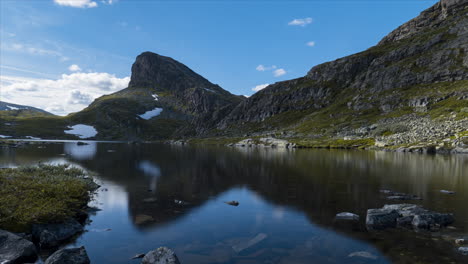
0 164 97 232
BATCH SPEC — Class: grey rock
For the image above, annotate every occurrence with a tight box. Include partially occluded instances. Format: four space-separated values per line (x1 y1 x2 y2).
458 247 468 255
440 190 456 194
44 246 90 264
335 212 360 221
412 213 454 230
32 219 83 248
366 208 400 230
367 204 455 231
0 230 37 264
142 247 180 264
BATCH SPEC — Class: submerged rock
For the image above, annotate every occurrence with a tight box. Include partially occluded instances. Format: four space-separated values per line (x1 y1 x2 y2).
31 219 84 248
387 194 422 200
134 214 155 225
440 190 456 194
348 251 378 260
142 247 180 264
232 233 268 253
0 229 37 264
44 246 90 264
335 212 359 221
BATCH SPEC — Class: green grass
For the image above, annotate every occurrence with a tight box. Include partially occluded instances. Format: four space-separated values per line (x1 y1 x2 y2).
291 137 375 149
0 164 98 232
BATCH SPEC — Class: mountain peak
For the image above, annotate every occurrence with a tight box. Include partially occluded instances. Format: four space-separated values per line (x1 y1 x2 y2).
128 51 214 91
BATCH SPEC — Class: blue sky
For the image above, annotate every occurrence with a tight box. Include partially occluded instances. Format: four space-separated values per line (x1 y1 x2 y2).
0 0 438 115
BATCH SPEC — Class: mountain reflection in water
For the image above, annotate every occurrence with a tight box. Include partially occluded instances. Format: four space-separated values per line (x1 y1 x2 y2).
1 142 467 264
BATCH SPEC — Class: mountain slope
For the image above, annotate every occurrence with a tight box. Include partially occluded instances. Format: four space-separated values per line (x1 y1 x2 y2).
215 0 467 148
0 101 53 118
70 52 244 140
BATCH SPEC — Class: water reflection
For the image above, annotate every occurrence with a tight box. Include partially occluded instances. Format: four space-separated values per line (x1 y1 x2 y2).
1 143 467 263
64 142 97 160
137 160 161 191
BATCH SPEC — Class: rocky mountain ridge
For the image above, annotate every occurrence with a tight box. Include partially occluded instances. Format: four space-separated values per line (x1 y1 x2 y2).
0 0 466 151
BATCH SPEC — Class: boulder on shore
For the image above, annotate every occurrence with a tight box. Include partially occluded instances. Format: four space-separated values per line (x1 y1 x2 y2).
142 247 180 264
0 229 37 264
32 219 84 248
45 246 90 264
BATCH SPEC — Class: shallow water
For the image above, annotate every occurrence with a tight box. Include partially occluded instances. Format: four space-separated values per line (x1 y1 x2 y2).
1 142 467 263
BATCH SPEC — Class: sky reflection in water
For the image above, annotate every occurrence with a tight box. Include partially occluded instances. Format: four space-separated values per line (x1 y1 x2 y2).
1 142 467 263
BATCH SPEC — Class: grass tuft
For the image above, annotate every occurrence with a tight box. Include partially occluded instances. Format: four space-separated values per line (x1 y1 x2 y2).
0 164 97 232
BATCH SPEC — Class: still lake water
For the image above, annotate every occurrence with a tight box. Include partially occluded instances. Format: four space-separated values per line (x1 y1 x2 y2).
1 142 468 263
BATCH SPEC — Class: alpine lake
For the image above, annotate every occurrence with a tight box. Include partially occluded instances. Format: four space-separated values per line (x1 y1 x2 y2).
1 141 467 264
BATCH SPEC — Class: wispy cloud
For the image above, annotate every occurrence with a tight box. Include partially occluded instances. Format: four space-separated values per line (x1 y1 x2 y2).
1 72 130 115
306 41 316 47
3 42 69 61
288 17 313 27
256 64 277 72
54 0 98 8
0 65 57 79
273 68 286 77
102 0 118 4
252 84 269 92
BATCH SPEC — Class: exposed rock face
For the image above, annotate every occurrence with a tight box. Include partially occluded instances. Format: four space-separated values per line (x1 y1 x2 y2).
0 230 37 264
31 219 83 248
142 247 180 264
73 52 243 140
44 246 90 264
216 0 467 145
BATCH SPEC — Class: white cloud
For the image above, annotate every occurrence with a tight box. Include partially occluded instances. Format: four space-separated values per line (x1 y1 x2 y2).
256 64 276 72
1 72 130 115
54 0 98 8
288 17 313 27
68 90 93 105
68 64 82 72
252 84 269 92
273 68 286 77
306 41 316 47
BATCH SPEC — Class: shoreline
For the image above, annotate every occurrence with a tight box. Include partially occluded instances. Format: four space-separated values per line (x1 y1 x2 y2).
1 135 467 155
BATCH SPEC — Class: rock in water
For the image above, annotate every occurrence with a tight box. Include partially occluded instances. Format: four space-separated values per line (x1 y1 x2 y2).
45 246 90 264
131 253 145 259
348 251 378 260
440 190 456 194
0 229 37 264
335 212 360 221
366 204 455 231
224 201 239 206
31 219 84 248
366 208 400 230
142 247 180 264
412 213 455 230
458 247 468 255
